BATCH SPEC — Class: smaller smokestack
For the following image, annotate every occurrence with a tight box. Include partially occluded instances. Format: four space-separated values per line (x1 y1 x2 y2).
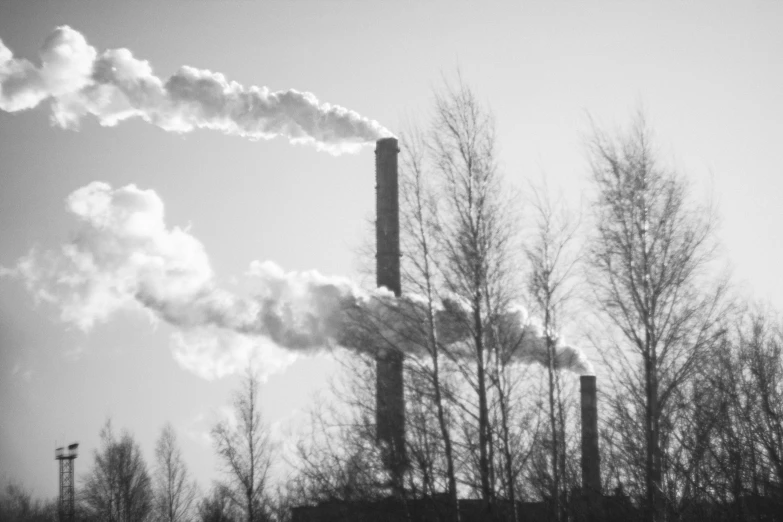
580 375 601 498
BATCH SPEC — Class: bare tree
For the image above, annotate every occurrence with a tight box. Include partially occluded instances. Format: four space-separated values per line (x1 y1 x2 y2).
489 354 542 509
523 183 581 521
709 307 783 514
428 75 518 513
288 360 387 505
82 419 154 522
153 423 198 522
586 113 727 522
734 309 783 497
387 76 527 517
197 484 237 522
0 481 57 522
654 304 783 521
399 121 461 518
212 366 274 522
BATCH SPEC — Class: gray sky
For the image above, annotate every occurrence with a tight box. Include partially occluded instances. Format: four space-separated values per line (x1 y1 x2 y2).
1 0 781 499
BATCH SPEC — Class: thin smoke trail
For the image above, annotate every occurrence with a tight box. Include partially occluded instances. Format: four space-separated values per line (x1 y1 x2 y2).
0 26 392 154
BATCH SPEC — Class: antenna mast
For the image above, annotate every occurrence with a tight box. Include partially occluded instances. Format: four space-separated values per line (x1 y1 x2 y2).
55 443 78 522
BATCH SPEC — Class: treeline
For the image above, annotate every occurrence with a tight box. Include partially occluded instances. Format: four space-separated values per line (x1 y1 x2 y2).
4 80 783 522
1 369 275 522
284 82 783 522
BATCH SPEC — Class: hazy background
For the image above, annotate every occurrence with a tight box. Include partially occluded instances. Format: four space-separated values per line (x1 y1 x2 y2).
1 0 781 500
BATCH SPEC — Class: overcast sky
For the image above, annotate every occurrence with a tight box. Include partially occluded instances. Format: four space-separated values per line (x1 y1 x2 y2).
1 0 781 500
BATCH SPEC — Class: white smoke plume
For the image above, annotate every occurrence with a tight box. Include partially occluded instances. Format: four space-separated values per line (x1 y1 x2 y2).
0 182 592 377
421 300 593 375
496 304 593 374
0 181 369 378
0 26 392 153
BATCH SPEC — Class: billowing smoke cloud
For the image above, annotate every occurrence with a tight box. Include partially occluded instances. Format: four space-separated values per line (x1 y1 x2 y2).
0 26 391 153
0 181 367 379
0 182 592 377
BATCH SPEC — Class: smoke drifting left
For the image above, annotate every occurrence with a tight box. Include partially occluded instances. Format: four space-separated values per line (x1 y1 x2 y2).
0 183 593 379
0 27 593 378
0 26 392 154
0 182 371 379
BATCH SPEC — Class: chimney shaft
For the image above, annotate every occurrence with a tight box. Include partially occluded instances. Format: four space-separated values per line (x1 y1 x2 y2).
375 137 401 297
580 375 601 498
374 137 406 487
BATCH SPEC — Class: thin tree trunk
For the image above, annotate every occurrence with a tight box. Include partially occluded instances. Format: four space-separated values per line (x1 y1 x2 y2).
432 353 459 520
499 378 518 521
556 373 568 520
645 352 662 522
418 189 460 521
547 329 561 522
475 295 493 508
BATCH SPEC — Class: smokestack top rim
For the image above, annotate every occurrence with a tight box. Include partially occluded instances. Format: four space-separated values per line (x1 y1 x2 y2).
375 137 399 151
580 374 596 390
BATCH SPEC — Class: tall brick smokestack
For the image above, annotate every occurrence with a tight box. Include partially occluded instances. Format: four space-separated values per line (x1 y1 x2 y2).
580 375 602 499
375 137 406 491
